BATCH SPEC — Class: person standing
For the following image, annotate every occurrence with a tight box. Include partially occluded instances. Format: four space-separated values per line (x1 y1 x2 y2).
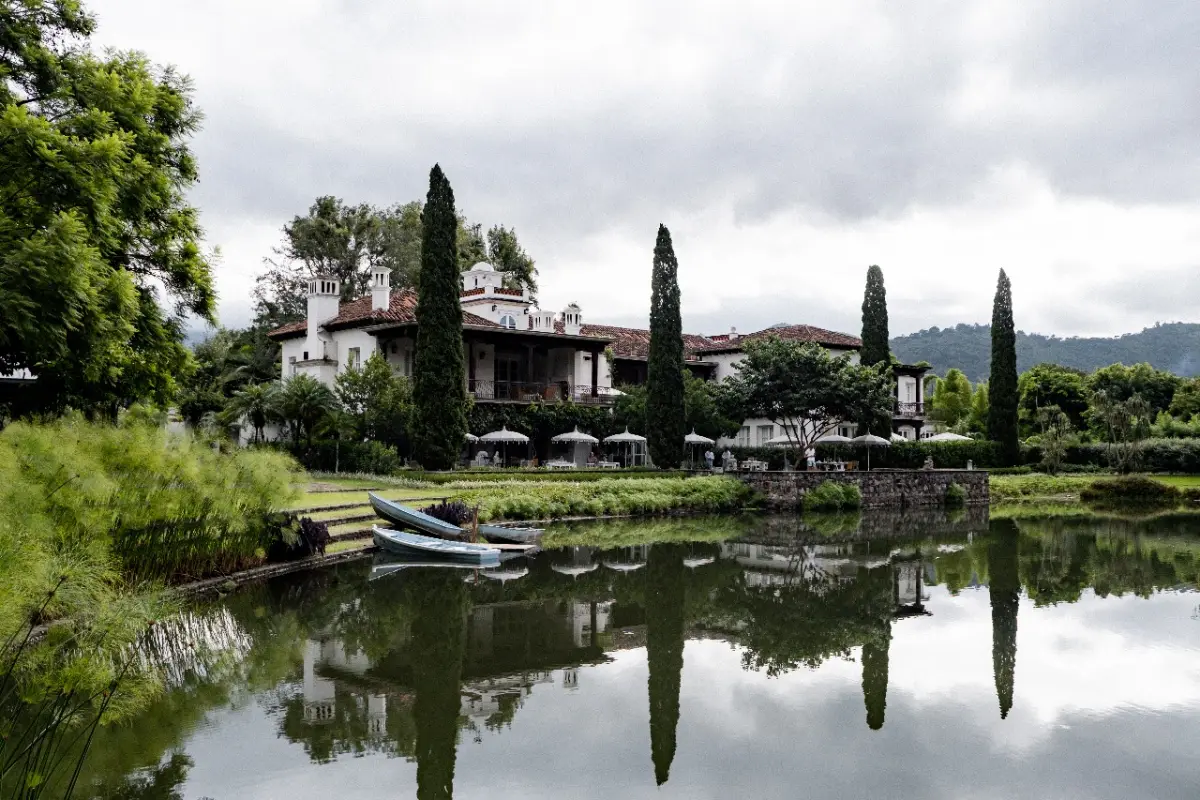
704 448 715 470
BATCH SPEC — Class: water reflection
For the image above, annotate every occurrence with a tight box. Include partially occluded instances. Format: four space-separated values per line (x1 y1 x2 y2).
70 513 1200 799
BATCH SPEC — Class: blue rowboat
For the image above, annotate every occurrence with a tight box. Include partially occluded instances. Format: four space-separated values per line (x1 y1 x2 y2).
368 493 543 544
372 526 501 565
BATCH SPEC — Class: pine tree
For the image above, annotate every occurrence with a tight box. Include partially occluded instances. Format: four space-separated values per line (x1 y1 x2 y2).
412 165 468 470
646 225 686 467
987 270 1020 465
860 265 890 367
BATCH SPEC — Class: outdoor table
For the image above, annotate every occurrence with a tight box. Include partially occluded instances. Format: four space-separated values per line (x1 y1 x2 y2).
545 460 576 469
597 461 620 469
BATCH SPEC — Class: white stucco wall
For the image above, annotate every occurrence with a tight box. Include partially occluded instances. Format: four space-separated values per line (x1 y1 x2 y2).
280 338 305 379
897 375 919 403
335 329 378 373
382 336 416 377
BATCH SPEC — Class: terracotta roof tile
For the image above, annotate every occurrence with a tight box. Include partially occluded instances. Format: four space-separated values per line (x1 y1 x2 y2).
693 324 861 353
268 289 499 339
574 324 715 359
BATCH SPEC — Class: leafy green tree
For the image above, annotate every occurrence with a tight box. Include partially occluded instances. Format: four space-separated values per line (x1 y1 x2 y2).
1 0 214 416
646 543 686 785
646 225 686 468
614 371 738 442
222 382 279 443
721 337 892 462
485 225 538 296
335 352 412 443
1034 405 1073 475
967 381 990 434
987 522 1020 720
1086 362 1181 417
987 270 1019 464
930 368 972 427
1168 377 1200 419
411 165 468 470
276 373 339 446
860 265 889 368
1017 363 1088 434
1087 390 1152 473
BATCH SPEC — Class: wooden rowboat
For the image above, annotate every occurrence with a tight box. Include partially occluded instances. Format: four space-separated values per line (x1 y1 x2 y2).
372 527 501 565
368 493 544 544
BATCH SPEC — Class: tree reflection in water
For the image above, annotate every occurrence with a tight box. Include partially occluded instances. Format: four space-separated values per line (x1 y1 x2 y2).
987 520 1020 720
645 543 686 785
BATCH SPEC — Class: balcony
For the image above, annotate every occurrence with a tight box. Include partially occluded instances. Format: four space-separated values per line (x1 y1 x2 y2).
894 401 925 418
469 379 615 406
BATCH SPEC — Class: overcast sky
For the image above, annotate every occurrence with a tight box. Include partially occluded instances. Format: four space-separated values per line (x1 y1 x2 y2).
90 0 1200 339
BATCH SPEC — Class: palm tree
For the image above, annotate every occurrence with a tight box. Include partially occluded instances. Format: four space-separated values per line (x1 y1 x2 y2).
276 374 340 447
222 382 280 443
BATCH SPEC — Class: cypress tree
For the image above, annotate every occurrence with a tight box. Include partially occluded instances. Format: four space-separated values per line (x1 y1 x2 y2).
860 566 892 731
646 543 686 785
987 270 1019 465
412 165 469 470
860 265 890 367
987 521 1020 720
646 225 686 467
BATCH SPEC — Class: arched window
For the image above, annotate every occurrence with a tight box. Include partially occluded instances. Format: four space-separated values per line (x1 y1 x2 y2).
499 314 517 330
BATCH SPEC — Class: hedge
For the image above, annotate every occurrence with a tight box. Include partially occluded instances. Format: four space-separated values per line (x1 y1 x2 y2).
414 468 689 484
270 440 403 475
727 441 1003 470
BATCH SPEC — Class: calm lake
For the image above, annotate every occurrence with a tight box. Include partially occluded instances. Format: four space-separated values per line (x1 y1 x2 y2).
75 511 1200 800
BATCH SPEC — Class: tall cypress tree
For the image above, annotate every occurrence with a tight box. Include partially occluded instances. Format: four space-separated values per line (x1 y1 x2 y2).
646 543 686 785
860 566 892 731
987 520 1020 720
646 225 686 468
860 265 890 367
987 270 1019 465
412 165 468 470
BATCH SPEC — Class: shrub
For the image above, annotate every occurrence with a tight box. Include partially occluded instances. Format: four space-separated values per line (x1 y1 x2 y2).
273 439 402 475
421 500 474 526
945 483 966 506
804 480 860 512
1080 476 1181 505
266 515 330 562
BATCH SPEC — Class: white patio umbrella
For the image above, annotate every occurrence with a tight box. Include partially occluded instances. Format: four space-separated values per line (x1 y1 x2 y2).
890 433 907 442
851 432 891 471
603 427 648 467
684 429 715 467
464 432 479 442
926 431 972 442
551 426 599 444
815 433 854 444
479 426 530 466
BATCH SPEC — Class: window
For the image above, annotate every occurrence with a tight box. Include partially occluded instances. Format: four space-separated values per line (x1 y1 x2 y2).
839 425 854 438
499 314 517 330
346 347 361 370
302 351 309 361
738 426 751 447
756 425 775 446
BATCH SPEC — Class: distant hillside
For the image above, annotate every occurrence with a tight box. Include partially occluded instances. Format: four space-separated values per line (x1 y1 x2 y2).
891 322 1200 381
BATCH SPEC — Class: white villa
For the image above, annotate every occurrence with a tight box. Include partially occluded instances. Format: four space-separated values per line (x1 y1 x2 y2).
267 263 929 444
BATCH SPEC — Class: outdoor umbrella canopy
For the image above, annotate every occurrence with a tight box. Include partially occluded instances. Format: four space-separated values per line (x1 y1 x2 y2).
551 426 599 444
815 433 854 444
603 427 648 467
479 426 530 466
851 433 891 471
763 434 797 447
926 432 972 442
890 433 907 442
465 432 479 442
684 429 715 445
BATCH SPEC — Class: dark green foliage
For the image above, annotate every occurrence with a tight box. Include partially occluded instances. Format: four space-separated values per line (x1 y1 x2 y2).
1169 378 1200 418
266 516 330 562
177 327 280 427
1018 363 1089 433
275 373 339 446
414 467 687 484
646 543 686 785
420 500 473 526
1080 476 1180 505
485 225 538 295
613 370 739 442
930 368 972 427
814 439 1005 469
988 270 1020 465
412 166 469 470
987 521 1020 719
804 481 862 511
859 566 893 731
273 439 401 474
945 483 966 506
646 225 686 468
1086 363 1181 417
404 569 470 800
468 401 618 462
860 265 890 368
336 352 413 446
891 322 1200 382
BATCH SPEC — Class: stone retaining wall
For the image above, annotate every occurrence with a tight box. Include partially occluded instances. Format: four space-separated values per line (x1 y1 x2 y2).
741 469 989 510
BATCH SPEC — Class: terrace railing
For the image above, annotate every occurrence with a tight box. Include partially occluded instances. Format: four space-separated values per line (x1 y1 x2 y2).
895 401 925 418
468 379 614 405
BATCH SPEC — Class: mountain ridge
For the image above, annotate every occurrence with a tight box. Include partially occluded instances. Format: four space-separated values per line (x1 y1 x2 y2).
890 322 1200 381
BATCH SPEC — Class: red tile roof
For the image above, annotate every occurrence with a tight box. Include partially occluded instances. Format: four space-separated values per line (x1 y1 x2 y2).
693 324 861 353
574 324 716 360
267 289 500 339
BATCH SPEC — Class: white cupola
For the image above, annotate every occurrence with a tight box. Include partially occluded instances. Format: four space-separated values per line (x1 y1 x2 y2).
462 261 503 293
562 302 582 336
371 267 391 311
307 275 341 342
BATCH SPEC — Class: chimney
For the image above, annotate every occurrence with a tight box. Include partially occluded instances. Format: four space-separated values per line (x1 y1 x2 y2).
729 326 738 340
307 275 340 347
562 303 582 336
371 267 391 312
